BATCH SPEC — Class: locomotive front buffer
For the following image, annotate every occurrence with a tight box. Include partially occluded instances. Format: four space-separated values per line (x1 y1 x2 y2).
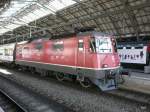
88 67 127 91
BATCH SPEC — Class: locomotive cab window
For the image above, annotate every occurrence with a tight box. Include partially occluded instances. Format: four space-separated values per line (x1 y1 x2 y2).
78 40 84 51
89 37 113 53
112 38 117 52
96 37 112 53
89 38 96 52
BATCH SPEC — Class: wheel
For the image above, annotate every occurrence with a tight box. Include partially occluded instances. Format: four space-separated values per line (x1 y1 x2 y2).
56 72 65 81
79 78 92 88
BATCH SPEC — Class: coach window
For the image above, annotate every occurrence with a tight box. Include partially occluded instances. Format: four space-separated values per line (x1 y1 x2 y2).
4 49 9 56
78 40 84 51
135 46 143 49
0 52 2 55
52 41 64 51
126 47 131 49
117 47 123 49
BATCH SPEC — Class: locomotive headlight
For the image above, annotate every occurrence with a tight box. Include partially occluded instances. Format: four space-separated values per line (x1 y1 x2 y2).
103 64 108 68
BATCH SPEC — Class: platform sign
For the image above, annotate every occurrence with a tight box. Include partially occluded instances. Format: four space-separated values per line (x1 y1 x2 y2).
117 46 147 64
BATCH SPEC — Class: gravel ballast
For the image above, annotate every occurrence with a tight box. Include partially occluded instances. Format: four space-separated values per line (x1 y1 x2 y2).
0 67 149 112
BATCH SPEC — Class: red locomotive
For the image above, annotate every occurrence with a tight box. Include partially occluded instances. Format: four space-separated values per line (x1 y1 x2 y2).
0 29 122 91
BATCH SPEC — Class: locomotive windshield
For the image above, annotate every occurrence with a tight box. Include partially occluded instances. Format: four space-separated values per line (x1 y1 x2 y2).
90 37 113 53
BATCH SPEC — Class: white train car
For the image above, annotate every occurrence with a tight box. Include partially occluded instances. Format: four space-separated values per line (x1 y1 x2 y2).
117 39 150 73
117 46 148 64
0 41 28 63
0 43 16 63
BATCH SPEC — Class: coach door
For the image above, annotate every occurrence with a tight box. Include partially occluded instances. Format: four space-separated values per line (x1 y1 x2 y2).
77 39 85 68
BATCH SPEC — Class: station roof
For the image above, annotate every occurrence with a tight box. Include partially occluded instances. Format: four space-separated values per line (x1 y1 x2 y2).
0 0 150 43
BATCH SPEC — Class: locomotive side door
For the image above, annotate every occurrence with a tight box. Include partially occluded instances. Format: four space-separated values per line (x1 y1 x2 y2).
77 38 85 68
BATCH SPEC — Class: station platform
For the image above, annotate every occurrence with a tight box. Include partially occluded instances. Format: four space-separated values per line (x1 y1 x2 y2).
120 71 150 94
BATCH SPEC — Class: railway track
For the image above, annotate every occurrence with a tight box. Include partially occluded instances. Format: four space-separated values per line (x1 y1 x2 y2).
0 92 24 112
0 66 150 112
123 68 144 73
0 74 75 112
107 88 150 105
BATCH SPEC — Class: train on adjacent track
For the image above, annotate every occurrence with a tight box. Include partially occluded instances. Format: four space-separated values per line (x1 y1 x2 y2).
117 36 150 70
0 29 124 91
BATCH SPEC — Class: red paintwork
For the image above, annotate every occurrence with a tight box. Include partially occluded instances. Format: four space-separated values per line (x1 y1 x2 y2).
147 43 150 53
16 34 120 69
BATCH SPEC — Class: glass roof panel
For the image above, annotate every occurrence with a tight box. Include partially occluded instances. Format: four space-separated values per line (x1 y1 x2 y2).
0 0 78 35
1 1 31 18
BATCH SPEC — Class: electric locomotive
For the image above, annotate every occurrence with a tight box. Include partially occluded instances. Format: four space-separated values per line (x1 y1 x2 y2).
15 30 121 91
0 29 123 91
